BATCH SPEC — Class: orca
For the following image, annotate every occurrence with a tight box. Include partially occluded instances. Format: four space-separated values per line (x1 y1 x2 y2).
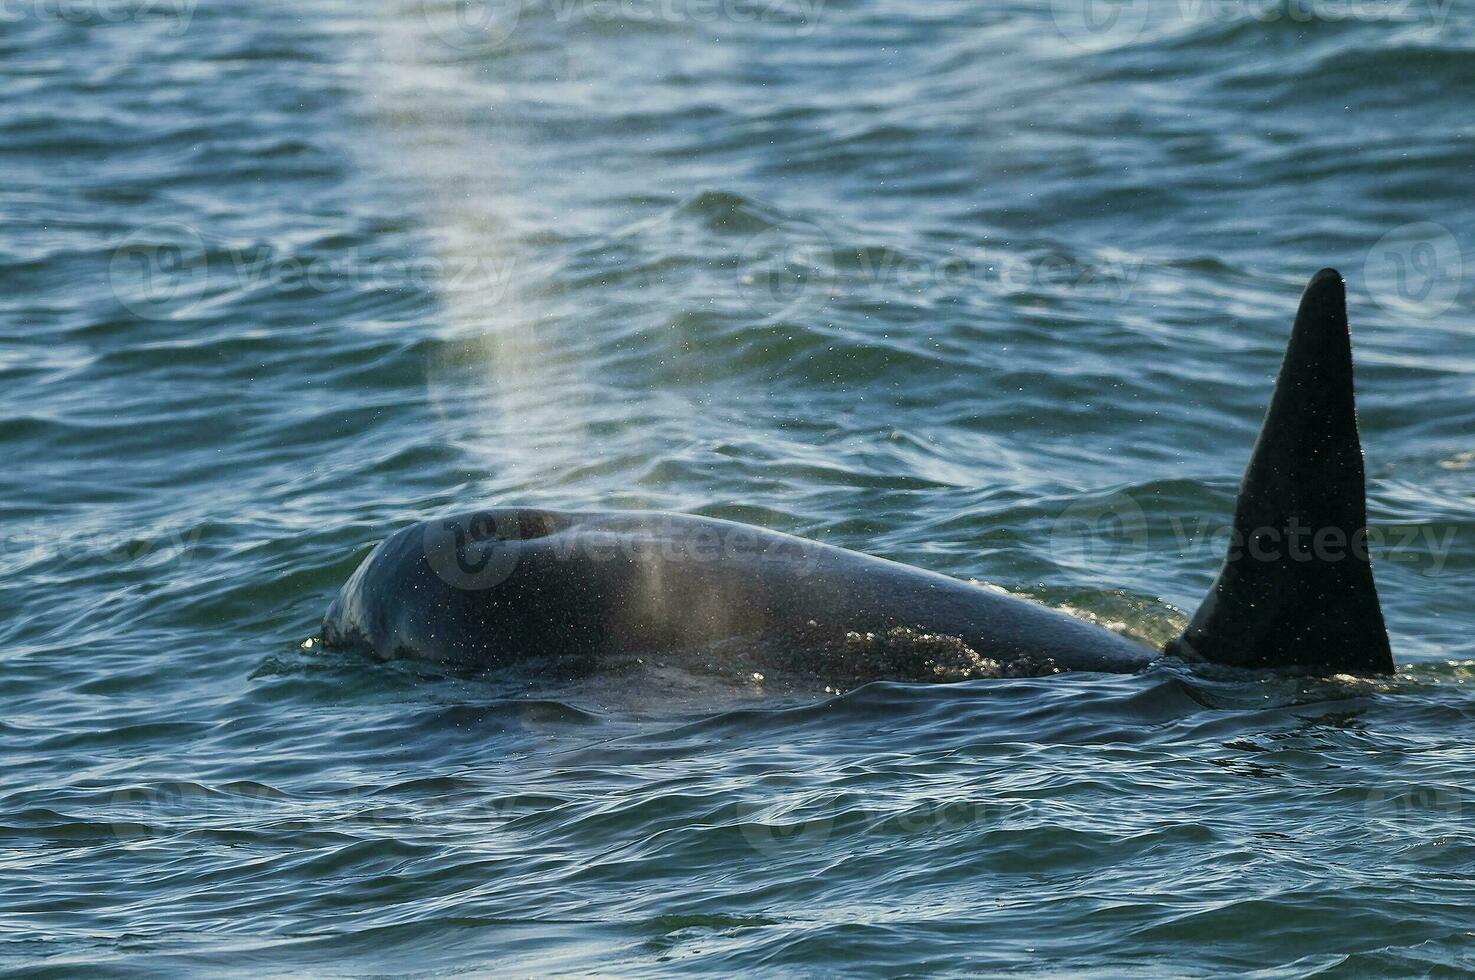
322 269 1394 678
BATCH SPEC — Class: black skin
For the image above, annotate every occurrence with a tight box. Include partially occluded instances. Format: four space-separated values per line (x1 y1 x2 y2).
323 507 1156 675
323 270 1394 678
1166 269 1393 674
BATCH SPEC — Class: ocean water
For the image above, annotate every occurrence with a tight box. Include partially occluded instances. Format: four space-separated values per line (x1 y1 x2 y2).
4 0 1475 974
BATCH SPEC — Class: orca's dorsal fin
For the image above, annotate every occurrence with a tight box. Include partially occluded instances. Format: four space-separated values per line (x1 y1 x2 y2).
1168 269 1394 674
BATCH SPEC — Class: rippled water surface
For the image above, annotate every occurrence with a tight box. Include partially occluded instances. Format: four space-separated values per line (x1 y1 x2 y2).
5 1 1475 974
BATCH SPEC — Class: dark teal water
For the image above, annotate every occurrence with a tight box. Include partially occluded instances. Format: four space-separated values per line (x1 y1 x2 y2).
4 1 1475 974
